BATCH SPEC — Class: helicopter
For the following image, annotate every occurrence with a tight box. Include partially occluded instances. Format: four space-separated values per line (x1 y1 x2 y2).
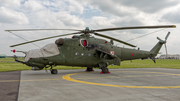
6 25 176 74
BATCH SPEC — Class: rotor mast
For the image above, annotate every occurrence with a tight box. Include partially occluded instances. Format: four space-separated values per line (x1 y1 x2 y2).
82 27 93 36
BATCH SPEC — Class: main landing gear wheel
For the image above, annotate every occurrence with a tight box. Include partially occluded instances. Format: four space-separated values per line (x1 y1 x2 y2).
100 67 110 74
85 67 94 72
51 69 58 74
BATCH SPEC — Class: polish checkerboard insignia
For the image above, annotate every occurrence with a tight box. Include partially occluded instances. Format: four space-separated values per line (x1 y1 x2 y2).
110 51 114 55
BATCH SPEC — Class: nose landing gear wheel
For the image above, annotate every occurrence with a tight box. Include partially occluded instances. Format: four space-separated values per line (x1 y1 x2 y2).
51 69 58 74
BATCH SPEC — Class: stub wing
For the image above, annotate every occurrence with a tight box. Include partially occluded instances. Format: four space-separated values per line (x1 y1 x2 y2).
96 49 120 66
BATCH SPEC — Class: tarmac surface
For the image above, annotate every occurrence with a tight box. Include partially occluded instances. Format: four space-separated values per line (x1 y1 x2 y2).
1 68 180 101
0 71 20 101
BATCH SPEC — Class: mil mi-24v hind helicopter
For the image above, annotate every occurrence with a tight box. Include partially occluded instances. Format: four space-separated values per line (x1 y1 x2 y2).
6 25 176 74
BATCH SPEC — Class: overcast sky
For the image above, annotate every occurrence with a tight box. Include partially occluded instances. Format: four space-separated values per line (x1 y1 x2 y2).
0 0 180 56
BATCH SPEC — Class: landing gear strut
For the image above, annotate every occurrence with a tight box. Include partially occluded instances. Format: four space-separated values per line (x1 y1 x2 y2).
100 67 110 74
50 66 58 74
85 67 94 72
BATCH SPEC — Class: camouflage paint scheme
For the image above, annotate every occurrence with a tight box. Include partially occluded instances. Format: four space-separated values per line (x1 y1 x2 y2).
25 34 163 70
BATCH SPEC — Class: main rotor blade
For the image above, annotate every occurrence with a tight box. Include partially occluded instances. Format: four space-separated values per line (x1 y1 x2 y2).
5 29 82 32
94 25 176 32
94 33 136 47
10 32 79 47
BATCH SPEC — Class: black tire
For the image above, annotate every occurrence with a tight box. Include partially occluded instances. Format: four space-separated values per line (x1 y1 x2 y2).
51 69 58 74
86 67 93 71
102 67 109 73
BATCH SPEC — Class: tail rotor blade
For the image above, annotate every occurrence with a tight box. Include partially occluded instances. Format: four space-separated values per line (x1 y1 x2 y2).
165 32 170 41
157 37 163 41
164 32 170 59
164 43 168 59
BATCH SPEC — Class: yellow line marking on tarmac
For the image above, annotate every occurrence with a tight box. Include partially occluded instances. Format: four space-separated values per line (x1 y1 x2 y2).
62 71 180 89
74 74 168 80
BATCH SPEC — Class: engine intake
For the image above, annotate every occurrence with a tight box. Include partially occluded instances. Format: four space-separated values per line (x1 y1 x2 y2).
55 38 63 45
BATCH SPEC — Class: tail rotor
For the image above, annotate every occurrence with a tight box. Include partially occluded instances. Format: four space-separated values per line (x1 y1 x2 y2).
157 32 170 59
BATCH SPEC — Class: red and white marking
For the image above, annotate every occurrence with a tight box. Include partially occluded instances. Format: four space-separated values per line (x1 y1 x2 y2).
110 51 114 55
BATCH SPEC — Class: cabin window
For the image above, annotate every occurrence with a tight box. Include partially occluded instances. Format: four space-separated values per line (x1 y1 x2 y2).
88 53 91 56
75 52 79 55
81 53 84 56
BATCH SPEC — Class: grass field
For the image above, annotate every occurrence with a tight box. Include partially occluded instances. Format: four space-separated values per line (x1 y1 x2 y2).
0 58 180 72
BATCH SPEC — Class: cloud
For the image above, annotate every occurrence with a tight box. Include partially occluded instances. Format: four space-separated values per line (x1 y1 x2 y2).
58 12 85 26
68 0 84 14
113 0 180 13
112 17 144 26
77 0 180 25
0 0 22 8
0 6 29 24
89 16 115 28
77 0 140 17
161 5 180 23
24 0 44 11
88 16 143 29
41 0 68 12
31 11 85 28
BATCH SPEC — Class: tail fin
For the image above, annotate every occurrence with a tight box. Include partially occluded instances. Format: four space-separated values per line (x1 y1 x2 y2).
150 32 170 56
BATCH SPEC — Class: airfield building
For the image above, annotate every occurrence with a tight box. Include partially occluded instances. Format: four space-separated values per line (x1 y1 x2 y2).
0 54 6 58
159 54 180 59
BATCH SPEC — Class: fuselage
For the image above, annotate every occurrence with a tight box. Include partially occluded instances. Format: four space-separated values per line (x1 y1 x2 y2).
25 35 154 69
